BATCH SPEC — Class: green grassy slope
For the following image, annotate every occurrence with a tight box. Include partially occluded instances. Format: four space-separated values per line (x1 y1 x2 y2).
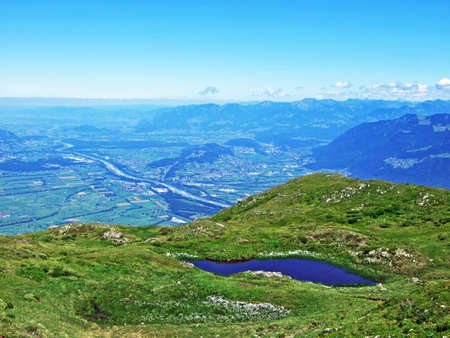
0 174 448 337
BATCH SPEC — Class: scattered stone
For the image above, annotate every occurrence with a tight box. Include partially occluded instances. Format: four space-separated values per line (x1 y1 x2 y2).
348 250 361 257
166 252 198 259
362 247 420 269
377 283 387 291
206 295 290 320
101 229 129 245
257 249 321 259
237 238 250 243
324 184 369 204
58 222 108 235
182 262 194 269
58 225 71 235
408 277 420 284
394 248 412 258
249 270 284 279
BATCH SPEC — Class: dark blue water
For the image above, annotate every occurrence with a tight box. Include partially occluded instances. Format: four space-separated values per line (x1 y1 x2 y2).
186 258 376 286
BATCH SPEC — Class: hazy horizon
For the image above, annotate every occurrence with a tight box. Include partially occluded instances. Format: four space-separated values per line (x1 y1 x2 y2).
0 96 449 108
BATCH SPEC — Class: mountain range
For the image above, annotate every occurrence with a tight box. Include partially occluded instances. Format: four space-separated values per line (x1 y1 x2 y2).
308 114 450 188
136 99 450 146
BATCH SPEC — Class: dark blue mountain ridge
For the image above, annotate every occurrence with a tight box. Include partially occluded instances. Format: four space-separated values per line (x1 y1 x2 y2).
136 99 450 145
308 113 450 188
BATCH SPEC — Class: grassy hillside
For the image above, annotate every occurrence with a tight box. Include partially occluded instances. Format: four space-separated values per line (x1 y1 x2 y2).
0 174 448 337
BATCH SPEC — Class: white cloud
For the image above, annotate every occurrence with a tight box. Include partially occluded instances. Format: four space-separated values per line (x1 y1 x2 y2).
417 83 429 93
436 78 450 90
359 81 435 99
251 79 450 101
198 86 219 96
263 88 286 98
438 78 450 86
334 81 352 88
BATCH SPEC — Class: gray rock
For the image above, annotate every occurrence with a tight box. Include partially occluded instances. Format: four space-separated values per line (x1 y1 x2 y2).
249 270 284 278
101 229 129 244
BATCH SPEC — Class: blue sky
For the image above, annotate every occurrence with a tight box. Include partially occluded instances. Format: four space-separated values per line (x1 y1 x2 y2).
1 0 450 102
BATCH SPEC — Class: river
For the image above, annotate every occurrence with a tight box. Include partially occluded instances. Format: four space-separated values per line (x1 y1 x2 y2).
72 152 231 209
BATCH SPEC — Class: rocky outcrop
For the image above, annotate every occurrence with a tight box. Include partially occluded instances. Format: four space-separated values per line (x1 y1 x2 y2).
101 229 130 245
247 270 286 279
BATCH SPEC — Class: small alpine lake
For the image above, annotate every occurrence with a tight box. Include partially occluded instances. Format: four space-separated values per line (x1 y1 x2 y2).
186 258 377 286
